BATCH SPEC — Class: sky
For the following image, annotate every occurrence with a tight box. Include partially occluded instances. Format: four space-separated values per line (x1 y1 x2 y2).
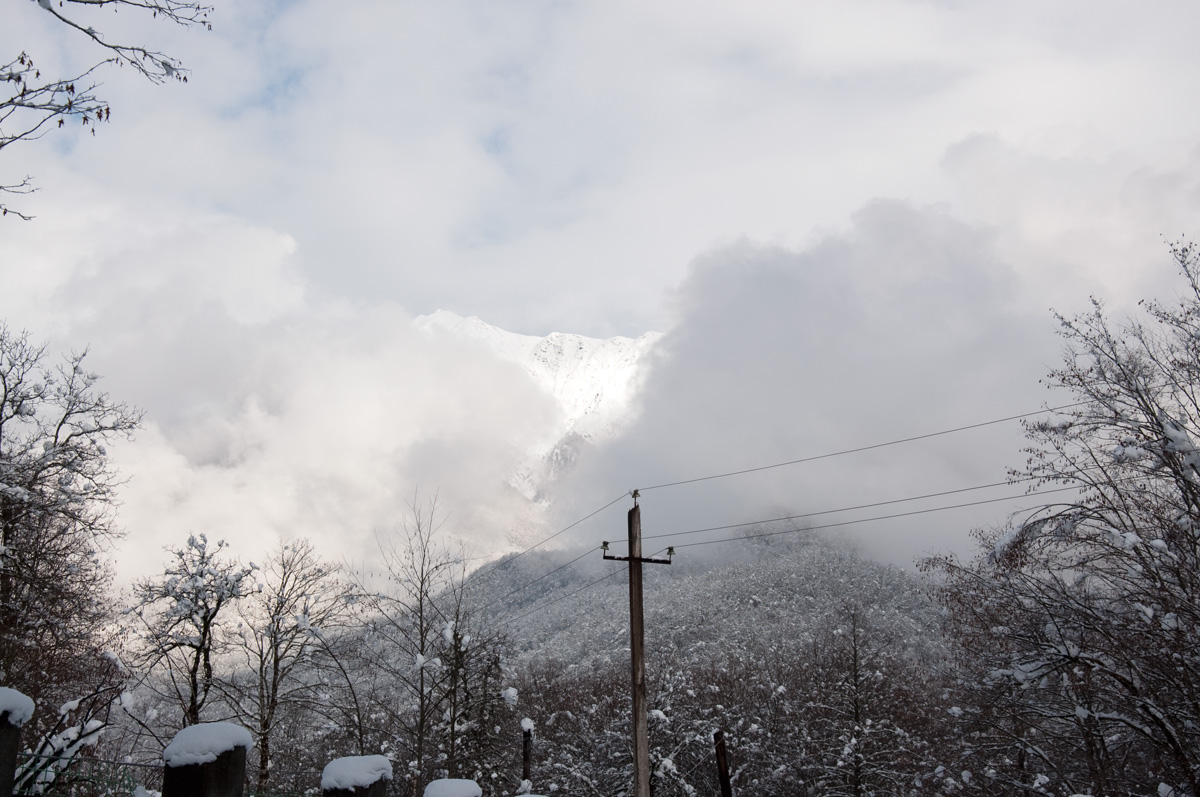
3 0 1200 585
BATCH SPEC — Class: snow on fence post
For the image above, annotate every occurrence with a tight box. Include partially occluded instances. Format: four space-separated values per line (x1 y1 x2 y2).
521 717 534 782
321 755 393 797
423 779 483 797
0 688 34 797
162 722 253 797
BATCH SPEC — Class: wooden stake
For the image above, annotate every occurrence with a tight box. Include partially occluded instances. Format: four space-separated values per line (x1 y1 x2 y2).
522 726 532 782
713 730 733 797
0 715 20 797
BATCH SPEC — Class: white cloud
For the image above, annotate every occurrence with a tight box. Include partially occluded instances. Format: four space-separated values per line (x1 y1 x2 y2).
6 0 1200 580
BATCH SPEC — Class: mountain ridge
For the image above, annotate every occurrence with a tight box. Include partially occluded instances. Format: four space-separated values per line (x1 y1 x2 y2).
414 310 663 500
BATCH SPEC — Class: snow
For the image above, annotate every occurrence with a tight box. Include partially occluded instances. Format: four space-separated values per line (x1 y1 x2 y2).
0 687 34 727
501 687 518 706
521 717 534 733
423 779 483 797
1161 415 1200 479
414 311 662 498
321 755 393 790
163 722 254 767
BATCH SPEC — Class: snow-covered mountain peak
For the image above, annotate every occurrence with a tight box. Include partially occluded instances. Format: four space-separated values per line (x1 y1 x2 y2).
414 310 661 439
414 310 662 499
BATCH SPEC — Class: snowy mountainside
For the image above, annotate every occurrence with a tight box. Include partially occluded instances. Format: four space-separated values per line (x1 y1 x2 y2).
466 532 941 669
414 310 662 499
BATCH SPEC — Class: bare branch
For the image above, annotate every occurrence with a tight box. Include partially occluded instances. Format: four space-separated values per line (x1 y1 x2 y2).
3 0 213 218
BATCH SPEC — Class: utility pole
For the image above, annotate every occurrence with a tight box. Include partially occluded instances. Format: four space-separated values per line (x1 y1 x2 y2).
602 491 673 797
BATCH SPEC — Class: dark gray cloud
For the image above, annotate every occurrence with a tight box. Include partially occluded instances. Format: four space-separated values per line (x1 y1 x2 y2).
554 201 1067 565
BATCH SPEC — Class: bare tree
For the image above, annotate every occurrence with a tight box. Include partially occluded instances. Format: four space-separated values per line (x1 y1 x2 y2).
225 538 350 793
352 492 511 796
2 0 212 219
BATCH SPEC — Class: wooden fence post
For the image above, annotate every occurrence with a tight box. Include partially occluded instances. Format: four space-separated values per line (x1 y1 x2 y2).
0 716 19 797
162 723 252 797
0 687 34 797
713 729 733 797
521 718 533 783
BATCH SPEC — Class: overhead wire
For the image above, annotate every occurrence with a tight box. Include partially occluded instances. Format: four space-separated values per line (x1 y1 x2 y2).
633 468 1115 546
638 476 1036 544
494 553 664 630
669 485 1082 551
482 401 1093 622
494 476 1023 608
635 401 1088 492
490 545 601 605
492 485 1083 625
460 492 627 592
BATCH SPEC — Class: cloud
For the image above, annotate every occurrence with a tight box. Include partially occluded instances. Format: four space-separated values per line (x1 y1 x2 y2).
0 201 562 583
944 134 1200 308
104 306 560 584
553 201 1069 565
7 0 1200 584
16 0 1200 340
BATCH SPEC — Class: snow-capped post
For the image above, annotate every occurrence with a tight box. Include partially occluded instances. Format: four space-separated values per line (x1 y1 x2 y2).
713 730 733 797
423 779 483 797
162 722 253 797
0 688 34 797
521 717 534 782
321 755 392 797
601 492 673 797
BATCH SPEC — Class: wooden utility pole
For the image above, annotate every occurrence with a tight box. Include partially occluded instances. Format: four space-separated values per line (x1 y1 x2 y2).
602 491 673 797
628 501 650 797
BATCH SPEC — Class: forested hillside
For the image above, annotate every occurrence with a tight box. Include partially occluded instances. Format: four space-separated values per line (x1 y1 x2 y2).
474 532 953 796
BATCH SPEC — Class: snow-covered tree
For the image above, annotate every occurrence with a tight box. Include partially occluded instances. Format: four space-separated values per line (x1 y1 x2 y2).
12 682 125 795
131 533 254 727
0 324 139 738
799 602 946 797
1 0 211 219
925 240 1200 796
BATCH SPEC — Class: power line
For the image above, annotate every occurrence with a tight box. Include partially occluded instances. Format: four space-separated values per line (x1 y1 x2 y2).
492 472 1092 607
461 493 627 592
636 402 1088 492
495 477 1013 605
492 488 1081 626
495 566 619 629
491 545 601 605
495 547 670 629
670 486 1082 551
637 477 1033 544
479 403 1091 617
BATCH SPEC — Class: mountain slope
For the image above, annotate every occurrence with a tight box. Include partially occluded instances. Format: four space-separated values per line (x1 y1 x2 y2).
414 310 662 499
